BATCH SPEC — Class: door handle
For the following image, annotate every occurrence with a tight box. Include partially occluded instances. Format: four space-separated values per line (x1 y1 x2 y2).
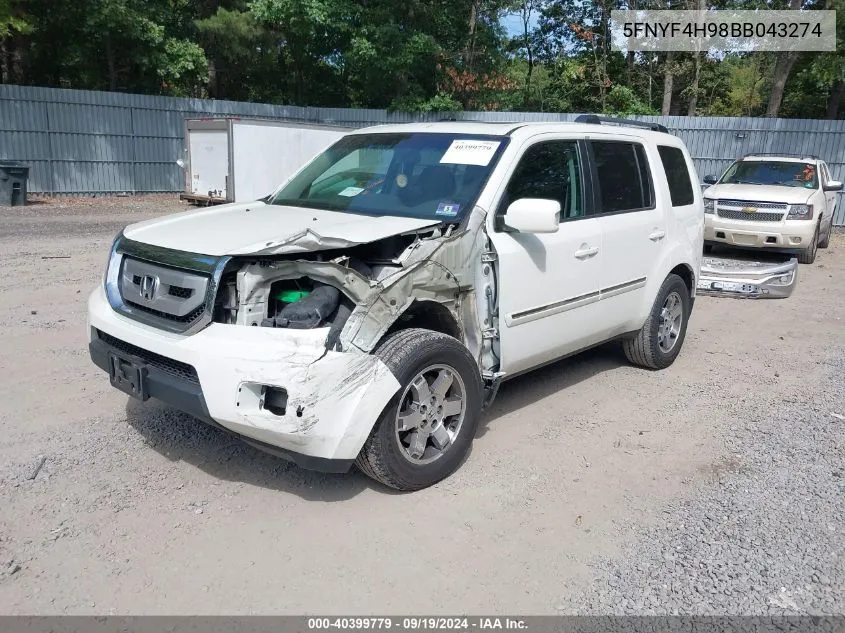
574 246 599 259
649 229 666 242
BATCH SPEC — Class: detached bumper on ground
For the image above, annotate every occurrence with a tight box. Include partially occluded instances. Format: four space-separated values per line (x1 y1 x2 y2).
696 255 799 299
87 286 401 472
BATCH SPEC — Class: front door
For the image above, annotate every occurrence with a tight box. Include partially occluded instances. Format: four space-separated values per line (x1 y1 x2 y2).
488 138 605 376
821 163 838 233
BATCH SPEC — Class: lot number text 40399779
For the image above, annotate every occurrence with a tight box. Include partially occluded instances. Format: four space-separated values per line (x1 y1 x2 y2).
306 618 529 630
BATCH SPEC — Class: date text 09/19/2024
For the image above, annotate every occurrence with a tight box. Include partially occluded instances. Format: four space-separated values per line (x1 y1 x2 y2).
307 618 528 630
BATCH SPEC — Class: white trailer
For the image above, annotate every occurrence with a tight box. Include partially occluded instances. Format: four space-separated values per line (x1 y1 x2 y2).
180 118 351 205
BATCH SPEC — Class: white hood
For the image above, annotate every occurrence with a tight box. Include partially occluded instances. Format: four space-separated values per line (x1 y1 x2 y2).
703 183 816 205
122 201 441 256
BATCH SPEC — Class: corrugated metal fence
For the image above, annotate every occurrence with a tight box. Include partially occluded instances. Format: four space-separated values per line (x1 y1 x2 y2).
1 84 844 224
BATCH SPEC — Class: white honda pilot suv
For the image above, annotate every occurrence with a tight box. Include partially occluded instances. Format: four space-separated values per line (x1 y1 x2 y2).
702 154 842 264
88 116 704 491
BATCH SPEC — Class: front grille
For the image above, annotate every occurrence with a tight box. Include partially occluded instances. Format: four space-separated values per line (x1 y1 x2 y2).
97 329 199 384
717 209 783 222
125 300 207 323
717 199 788 210
119 257 210 329
168 286 194 299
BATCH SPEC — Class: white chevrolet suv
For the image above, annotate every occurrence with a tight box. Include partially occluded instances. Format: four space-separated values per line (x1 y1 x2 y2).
702 154 842 264
88 116 704 491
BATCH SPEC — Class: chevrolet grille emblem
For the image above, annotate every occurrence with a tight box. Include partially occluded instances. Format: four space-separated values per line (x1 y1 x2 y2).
742 207 757 213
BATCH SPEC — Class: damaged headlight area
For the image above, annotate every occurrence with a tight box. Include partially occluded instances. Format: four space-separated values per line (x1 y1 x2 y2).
210 232 427 352
213 263 364 351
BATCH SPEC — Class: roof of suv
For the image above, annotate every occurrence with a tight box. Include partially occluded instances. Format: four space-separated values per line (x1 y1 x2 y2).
741 154 821 164
353 120 677 142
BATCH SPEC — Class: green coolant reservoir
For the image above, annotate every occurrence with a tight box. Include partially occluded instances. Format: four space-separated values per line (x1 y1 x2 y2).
275 288 310 303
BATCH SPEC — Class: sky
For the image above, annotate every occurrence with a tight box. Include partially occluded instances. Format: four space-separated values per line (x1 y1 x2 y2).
500 12 540 38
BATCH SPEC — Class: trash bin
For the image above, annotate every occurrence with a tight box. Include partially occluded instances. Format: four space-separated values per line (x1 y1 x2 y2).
0 160 30 207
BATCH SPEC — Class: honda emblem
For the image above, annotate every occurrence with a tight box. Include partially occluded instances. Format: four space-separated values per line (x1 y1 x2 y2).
140 275 159 301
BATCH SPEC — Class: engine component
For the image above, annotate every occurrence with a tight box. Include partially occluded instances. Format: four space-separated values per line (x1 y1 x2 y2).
267 285 341 329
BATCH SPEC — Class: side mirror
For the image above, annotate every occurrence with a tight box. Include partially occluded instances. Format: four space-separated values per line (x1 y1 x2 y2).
503 198 561 233
703 175 718 185
823 180 843 192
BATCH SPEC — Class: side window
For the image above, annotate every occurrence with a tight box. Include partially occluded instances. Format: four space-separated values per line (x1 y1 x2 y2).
591 141 654 213
500 141 584 220
657 145 695 207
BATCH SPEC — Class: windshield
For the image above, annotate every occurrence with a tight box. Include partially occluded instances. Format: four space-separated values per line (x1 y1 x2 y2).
719 160 819 189
268 132 508 221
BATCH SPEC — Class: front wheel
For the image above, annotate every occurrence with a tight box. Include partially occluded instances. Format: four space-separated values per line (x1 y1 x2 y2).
797 223 819 264
818 219 831 249
622 274 691 370
356 328 483 491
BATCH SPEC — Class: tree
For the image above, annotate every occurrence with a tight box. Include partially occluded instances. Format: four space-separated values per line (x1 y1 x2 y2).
0 0 31 83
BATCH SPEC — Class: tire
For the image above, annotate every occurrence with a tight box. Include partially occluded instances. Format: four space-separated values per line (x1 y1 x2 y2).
355 328 483 491
818 219 831 249
622 274 691 371
797 223 819 264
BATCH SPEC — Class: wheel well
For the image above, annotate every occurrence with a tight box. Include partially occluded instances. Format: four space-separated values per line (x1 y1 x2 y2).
670 264 694 297
385 300 462 341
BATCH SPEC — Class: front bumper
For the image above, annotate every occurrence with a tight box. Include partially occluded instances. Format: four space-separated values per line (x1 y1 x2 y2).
704 215 815 250
87 286 401 470
696 255 798 299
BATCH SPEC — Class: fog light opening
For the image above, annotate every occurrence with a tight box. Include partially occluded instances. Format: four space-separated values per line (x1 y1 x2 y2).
261 386 288 416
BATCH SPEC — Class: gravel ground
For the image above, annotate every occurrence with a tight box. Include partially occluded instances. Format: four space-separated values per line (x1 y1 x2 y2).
0 196 842 615
568 361 845 615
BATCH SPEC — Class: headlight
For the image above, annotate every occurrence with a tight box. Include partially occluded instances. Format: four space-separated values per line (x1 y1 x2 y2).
704 198 715 214
104 233 124 307
787 204 812 220
103 232 122 283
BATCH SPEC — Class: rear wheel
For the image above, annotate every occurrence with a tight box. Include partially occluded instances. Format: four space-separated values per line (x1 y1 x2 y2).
797 223 819 264
356 328 483 491
623 274 690 370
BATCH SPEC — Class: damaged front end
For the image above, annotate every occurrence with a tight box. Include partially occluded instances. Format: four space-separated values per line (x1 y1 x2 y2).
95 207 499 466
211 206 499 373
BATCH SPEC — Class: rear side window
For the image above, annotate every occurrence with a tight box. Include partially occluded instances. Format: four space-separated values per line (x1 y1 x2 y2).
591 141 654 213
657 145 695 206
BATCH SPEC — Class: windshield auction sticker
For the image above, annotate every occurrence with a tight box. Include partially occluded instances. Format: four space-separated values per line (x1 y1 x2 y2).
440 140 501 166
609 10 836 52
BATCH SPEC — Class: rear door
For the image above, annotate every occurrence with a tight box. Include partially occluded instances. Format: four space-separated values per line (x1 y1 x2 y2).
588 138 667 334
488 137 605 375
188 122 230 199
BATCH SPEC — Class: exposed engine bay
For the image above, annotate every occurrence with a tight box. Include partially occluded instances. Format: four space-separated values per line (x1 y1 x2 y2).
210 212 501 382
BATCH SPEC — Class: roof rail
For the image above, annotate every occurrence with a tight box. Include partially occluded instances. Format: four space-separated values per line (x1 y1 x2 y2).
437 117 526 124
574 114 669 134
742 152 819 160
